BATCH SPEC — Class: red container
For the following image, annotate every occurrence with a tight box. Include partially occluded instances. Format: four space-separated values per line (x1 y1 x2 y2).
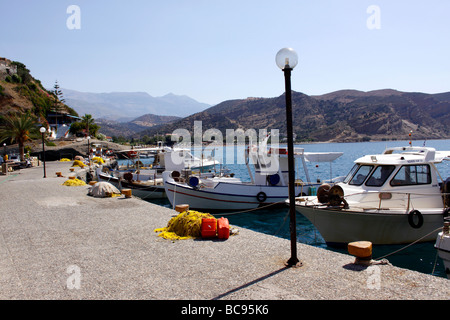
217 217 230 240
201 218 217 238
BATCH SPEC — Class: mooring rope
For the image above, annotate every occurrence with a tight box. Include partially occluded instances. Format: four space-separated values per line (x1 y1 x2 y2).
217 200 287 216
374 226 443 261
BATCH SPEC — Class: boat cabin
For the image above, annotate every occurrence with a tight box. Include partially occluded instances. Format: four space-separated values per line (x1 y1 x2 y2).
338 146 450 210
248 146 343 188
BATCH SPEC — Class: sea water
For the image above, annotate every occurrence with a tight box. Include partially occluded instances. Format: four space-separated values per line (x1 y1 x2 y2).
122 139 450 278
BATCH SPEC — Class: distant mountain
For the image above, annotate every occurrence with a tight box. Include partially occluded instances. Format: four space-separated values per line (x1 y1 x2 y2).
138 89 450 143
62 89 210 121
96 114 181 138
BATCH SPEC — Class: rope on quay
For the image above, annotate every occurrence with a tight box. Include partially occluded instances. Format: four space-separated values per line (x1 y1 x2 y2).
373 226 444 269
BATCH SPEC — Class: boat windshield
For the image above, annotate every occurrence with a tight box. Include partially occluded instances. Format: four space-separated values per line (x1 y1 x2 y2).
346 165 374 186
365 165 396 187
343 164 359 184
390 164 431 186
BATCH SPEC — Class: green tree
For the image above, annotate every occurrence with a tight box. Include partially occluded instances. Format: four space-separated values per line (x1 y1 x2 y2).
68 114 100 137
81 114 94 137
0 112 39 161
52 80 65 103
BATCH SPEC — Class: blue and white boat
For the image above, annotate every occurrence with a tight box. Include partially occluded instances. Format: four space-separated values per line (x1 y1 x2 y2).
97 145 220 200
163 142 343 211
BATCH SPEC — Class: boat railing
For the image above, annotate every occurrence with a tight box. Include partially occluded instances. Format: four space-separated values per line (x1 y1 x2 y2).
306 189 447 212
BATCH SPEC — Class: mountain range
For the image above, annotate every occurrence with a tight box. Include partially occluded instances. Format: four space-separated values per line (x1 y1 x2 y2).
96 114 181 138
2 57 450 143
136 89 450 143
62 89 211 121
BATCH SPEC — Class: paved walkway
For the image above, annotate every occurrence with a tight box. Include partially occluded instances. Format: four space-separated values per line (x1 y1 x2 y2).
0 161 448 300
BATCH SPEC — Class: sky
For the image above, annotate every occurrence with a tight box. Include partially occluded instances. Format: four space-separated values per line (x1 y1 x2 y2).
1 0 450 106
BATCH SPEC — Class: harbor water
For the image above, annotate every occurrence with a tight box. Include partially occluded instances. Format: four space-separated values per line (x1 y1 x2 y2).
121 139 450 278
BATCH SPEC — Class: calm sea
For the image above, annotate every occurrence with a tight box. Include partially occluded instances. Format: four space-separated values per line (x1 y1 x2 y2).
126 139 450 278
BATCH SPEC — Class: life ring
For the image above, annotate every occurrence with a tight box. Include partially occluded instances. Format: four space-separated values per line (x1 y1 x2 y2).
408 210 424 229
256 192 267 203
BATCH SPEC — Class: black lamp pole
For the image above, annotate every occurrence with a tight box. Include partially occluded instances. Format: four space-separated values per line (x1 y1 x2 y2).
283 65 300 267
276 47 301 267
41 130 46 178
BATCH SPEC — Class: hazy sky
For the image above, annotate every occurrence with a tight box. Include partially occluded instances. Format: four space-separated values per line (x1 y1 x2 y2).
2 0 450 105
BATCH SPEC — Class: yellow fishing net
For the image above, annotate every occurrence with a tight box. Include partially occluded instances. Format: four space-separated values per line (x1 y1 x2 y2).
92 157 105 164
60 158 71 162
154 210 215 240
62 178 87 186
72 160 86 168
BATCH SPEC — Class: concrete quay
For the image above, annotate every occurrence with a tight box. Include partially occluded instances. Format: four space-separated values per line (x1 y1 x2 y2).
0 161 448 301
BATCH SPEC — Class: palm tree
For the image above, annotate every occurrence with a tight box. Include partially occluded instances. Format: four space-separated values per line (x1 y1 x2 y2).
0 112 39 161
81 114 96 137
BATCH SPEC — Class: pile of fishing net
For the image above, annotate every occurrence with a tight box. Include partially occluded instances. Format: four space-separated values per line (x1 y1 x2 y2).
72 160 86 168
62 178 86 186
154 210 215 240
88 182 121 198
92 157 105 164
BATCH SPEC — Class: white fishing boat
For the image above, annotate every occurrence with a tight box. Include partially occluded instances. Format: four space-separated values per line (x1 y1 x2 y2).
163 142 343 211
435 219 450 279
294 146 450 246
115 144 219 172
97 144 220 200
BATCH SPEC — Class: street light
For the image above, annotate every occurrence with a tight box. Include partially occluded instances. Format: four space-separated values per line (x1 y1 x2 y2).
40 127 47 178
276 48 301 267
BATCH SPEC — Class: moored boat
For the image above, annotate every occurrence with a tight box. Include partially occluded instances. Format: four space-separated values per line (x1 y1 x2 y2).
435 219 450 279
97 143 220 200
164 142 343 211
294 146 450 246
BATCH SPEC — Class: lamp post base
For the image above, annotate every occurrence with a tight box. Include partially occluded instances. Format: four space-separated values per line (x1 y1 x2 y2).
286 258 302 268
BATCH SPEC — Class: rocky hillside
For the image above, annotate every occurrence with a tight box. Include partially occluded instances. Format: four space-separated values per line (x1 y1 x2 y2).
139 89 450 142
0 58 77 120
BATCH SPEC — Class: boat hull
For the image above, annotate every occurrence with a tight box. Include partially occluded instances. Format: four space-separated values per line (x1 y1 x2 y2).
119 180 166 199
164 180 309 211
435 231 450 279
98 172 166 199
295 204 444 246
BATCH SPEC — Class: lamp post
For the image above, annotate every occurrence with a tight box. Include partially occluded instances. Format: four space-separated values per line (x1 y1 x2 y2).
40 127 47 178
276 48 301 267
